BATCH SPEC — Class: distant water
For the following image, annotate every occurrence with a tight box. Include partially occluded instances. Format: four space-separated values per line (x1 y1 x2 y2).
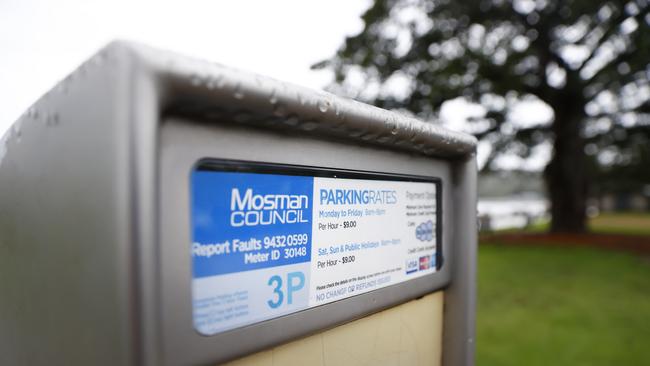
478 196 549 231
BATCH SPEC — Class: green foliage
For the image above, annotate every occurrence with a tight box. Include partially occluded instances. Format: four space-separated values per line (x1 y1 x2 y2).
315 0 650 169
477 245 650 365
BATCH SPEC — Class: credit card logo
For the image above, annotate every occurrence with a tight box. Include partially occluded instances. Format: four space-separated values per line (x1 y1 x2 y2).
415 220 434 242
419 255 430 270
406 259 419 274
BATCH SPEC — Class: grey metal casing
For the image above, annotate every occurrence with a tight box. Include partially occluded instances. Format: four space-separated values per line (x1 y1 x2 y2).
0 41 477 366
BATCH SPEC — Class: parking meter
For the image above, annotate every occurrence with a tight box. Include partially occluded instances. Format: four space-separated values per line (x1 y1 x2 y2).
0 41 477 366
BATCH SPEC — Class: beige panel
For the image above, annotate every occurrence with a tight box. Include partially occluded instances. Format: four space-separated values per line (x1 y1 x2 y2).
225 291 444 366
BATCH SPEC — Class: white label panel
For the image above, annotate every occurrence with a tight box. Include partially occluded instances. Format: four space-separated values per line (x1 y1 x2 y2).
191 167 438 336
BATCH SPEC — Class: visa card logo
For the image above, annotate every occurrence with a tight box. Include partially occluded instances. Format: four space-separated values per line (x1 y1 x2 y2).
406 259 419 274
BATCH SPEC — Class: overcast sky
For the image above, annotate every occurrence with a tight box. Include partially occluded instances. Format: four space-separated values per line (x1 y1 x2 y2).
0 0 372 136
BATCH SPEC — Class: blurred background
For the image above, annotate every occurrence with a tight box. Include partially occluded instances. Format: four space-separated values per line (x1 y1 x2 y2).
2 0 649 364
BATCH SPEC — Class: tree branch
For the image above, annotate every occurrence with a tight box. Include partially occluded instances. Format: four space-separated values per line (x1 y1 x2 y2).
579 4 649 72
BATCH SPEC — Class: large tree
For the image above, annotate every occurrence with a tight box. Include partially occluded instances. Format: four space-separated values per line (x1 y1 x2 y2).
314 0 650 232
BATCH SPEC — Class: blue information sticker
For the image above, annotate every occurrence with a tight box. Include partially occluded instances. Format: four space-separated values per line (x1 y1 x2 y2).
192 171 313 277
190 165 438 336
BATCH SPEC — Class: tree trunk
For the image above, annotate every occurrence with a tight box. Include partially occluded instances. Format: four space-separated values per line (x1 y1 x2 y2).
544 110 588 233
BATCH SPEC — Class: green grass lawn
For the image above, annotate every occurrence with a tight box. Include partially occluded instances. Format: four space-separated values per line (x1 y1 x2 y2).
589 213 650 235
477 236 650 365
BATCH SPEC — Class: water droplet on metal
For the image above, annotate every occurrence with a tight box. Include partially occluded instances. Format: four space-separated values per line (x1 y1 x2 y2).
410 126 423 141
297 93 307 106
218 77 227 89
269 90 278 105
394 138 408 146
57 81 69 95
76 63 87 77
93 52 106 66
27 108 39 120
46 113 60 126
284 115 300 126
273 103 287 117
13 124 22 142
190 73 202 87
385 119 399 135
300 121 319 131
318 100 330 113
376 135 392 143
347 129 365 138
233 84 245 99
360 133 378 141
206 75 224 90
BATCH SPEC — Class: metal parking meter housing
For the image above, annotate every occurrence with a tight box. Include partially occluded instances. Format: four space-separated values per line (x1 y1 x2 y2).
0 41 477 366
